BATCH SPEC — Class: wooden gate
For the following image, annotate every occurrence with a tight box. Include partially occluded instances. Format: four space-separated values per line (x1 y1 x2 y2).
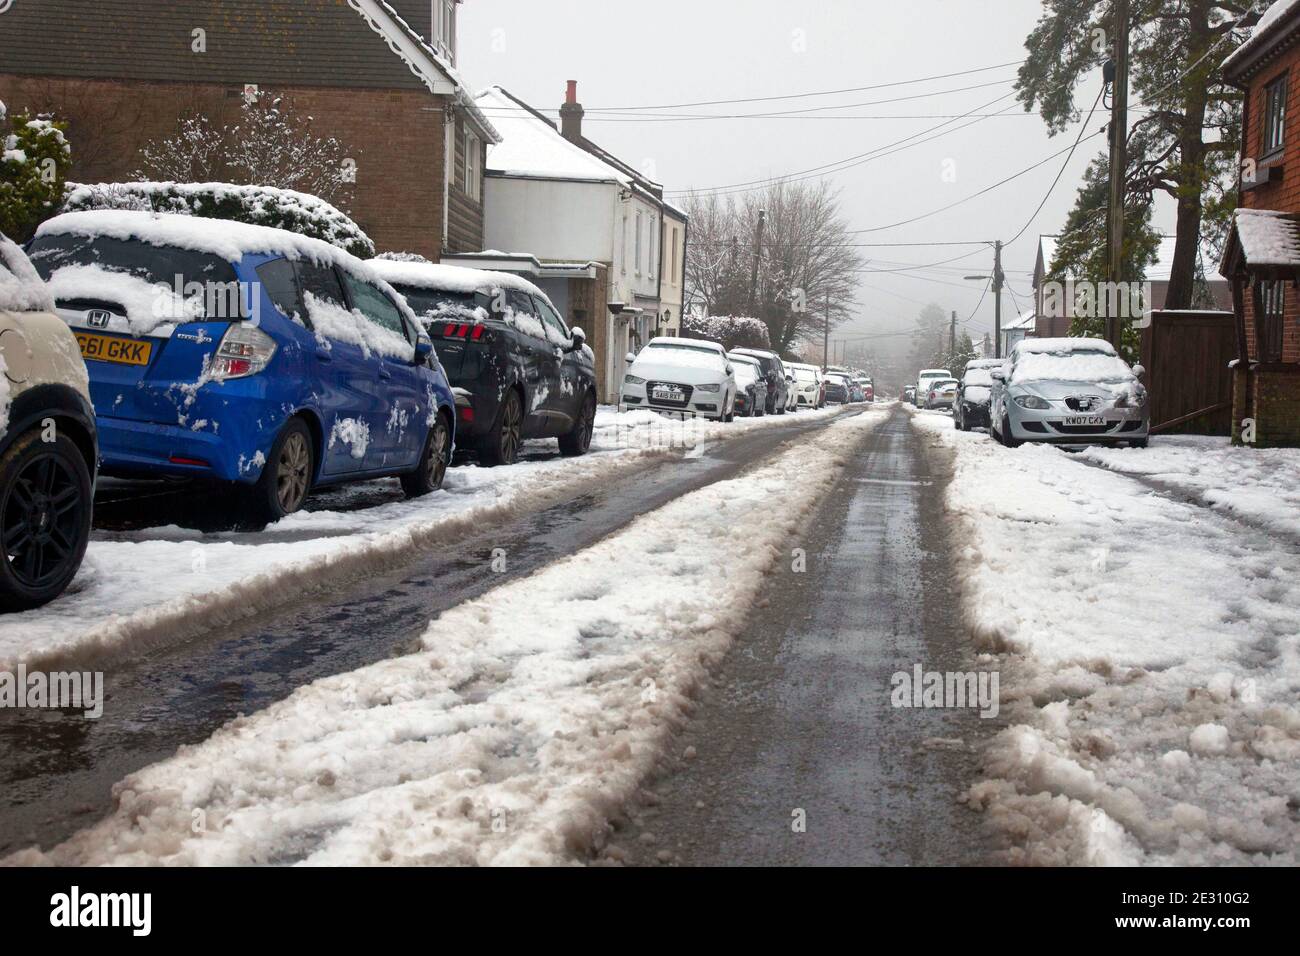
1139 311 1236 435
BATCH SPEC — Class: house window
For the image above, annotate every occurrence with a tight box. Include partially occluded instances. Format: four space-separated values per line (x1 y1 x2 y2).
1263 74 1288 157
635 211 643 276
648 218 656 279
464 130 480 201
431 0 457 63
1259 280 1285 362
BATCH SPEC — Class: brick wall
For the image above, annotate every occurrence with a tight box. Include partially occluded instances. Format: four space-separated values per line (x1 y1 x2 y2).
1240 39 1300 364
0 74 448 260
567 266 612 402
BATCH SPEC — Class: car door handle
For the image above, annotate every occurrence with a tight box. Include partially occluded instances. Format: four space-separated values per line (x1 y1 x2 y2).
379 368 392 381
315 349 333 363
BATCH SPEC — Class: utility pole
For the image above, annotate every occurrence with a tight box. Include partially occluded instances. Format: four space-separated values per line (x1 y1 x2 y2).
750 209 766 313
1106 0 1129 350
950 310 957 362
822 292 830 372
993 240 1004 358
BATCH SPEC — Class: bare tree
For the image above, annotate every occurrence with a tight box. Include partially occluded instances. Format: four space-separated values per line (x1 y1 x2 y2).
683 181 864 355
136 91 357 205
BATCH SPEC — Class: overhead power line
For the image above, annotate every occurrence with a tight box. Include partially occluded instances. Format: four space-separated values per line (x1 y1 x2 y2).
575 59 1027 111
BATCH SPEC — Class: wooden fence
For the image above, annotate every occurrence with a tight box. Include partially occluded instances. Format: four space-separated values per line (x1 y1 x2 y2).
1138 310 1236 436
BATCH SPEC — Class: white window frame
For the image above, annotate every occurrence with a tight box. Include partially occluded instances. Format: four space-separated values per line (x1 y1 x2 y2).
464 129 480 201
635 211 643 276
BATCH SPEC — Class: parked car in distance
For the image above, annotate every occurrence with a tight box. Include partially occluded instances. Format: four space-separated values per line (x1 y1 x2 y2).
371 260 595 466
726 352 768 417
903 385 917 404
989 338 1149 449
954 359 1003 431
856 376 875 402
824 371 851 404
621 336 735 421
789 363 822 408
915 368 952 407
924 377 960 411
730 347 789 414
0 233 98 611
29 211 457 524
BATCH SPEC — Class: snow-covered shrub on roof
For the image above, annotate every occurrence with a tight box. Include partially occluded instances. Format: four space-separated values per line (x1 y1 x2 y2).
0 100 72 242
63 181 375 259
681 312 770 352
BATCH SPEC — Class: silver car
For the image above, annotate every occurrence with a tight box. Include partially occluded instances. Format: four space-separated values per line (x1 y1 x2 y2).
989 338 1149 448
924 378 959 410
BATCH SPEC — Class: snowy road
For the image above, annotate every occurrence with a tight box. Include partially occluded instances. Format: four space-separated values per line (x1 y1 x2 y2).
0 406 858 856
616 405 1000 865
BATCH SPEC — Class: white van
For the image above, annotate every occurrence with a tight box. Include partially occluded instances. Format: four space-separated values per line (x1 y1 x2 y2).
915 369 952 407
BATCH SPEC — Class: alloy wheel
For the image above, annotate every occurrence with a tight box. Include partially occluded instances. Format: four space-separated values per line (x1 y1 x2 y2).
276 432 311 513
2 453 86 589
428 422 449 487
500 396 522 463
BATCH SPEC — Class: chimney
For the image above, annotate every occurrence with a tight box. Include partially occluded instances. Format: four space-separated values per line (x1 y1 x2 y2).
560 80 584 143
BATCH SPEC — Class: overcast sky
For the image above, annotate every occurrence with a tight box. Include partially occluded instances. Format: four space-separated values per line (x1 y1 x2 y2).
456 0 1178 353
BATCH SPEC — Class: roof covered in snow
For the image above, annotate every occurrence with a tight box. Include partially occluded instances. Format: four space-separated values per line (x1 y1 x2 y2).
475 87 632 185
368 258 550 301
1221 207 1300 275
1222 0 1300 78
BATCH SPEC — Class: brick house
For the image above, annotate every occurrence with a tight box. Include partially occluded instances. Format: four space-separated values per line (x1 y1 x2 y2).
1220 0 1300 446
0 0 499 260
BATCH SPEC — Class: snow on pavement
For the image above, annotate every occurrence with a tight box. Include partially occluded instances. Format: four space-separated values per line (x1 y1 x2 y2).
909 409 1300 865
0 404 843 673
1080 436 1300 539
8 408 884 866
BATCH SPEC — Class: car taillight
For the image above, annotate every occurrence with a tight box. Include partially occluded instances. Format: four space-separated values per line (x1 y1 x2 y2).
440 323 486 341
212 324 277 380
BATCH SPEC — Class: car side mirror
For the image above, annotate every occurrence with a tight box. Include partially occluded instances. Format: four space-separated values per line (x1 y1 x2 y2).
725 364 734 376
414 338 434 365
1131 364 1145 378
625 351 637 364
566 326 586 353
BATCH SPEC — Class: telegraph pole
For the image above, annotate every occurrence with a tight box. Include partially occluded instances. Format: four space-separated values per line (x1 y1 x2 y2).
993 240 1004 358
750 209 766 312
1106 0 1129 350
950 310 957 362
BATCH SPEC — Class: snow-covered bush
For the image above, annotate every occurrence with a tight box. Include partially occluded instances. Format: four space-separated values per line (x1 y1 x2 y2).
0 100 72 242
62 181 375 259
681 312 771 351
374 251 432 264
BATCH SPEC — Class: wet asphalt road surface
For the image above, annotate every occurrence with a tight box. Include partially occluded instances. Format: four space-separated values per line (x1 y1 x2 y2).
614 405 1001 865
0 408 854 855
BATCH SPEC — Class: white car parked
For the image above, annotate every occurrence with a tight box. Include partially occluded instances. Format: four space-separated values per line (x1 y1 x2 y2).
621 336 736 421
788 363 823 408
0 233 98 610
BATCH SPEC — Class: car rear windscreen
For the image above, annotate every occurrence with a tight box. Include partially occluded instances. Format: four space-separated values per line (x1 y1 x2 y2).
394 283 490 322
28 233 240 294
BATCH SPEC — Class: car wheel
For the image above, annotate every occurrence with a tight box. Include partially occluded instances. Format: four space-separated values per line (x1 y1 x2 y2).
478 388 523 467
0 430 93 612
250 417 314 523
401 413 451 497
559 392 596 456
1000 414 1021 448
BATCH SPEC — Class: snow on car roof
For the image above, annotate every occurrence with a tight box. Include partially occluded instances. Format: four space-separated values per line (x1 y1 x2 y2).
41 209 359 269
0 233 55 314
1015 336 1117 356
655 336 723 351
368 258 551 303
36 210 420 325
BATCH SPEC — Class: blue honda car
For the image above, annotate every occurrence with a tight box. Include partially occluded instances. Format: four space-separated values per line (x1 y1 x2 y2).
28 211 457 522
